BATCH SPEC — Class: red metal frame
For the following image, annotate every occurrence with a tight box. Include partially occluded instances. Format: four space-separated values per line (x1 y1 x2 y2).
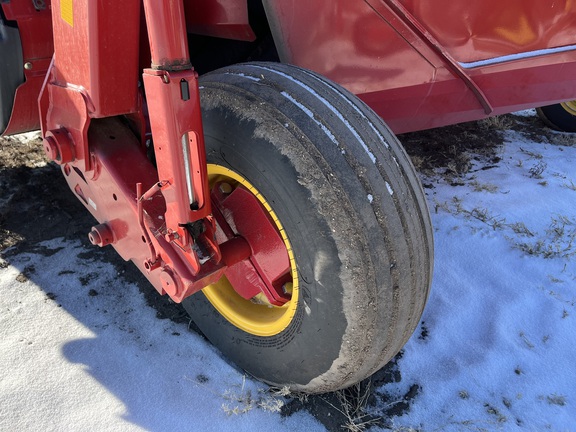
32 0 287 305
396 0 576 64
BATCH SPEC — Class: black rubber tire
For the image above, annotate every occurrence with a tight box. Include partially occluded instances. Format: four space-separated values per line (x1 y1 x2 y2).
0 15 24 134
183 62 433 394
536 103 576 133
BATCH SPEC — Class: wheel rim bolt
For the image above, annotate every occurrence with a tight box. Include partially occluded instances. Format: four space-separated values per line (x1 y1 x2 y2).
282 282 293 296
219 182 233 195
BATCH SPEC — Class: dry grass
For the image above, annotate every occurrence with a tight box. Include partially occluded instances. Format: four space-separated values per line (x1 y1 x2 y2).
320 381 383 432
398 118 504 181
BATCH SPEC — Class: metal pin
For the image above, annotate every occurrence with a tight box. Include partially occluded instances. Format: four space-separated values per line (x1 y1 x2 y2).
181 134 195 207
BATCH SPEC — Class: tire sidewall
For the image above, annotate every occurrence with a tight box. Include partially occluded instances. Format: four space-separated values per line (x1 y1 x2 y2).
538 104 576 132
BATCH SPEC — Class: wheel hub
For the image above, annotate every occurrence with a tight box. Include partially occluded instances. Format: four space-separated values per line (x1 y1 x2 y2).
560 100 576 116
212 182 291 306
200 164 299 337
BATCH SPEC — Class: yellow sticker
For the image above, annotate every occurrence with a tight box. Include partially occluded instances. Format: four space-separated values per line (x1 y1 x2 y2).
60 0 73 27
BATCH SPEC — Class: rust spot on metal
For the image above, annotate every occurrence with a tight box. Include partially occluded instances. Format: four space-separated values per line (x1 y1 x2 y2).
152 58 193 71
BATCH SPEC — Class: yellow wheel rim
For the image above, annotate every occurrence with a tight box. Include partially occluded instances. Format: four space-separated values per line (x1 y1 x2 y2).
202 164 299 337
560 100 576 116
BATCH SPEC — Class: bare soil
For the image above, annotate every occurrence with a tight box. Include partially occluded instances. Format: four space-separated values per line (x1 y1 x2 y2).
2 112 575 431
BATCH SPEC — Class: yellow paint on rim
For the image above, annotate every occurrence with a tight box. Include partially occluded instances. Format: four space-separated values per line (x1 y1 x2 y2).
560 100 576 116
202 164 299 337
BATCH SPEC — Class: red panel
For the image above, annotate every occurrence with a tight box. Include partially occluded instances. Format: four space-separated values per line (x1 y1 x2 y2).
470 53 576 116
359 79 482 134
183 0 255 41
397 0 576 63
2 1 54 60
1 1 53 135
2 61 49 136
262 0 451 123
265 0 441 96
50 0 140 117
361 50 576 134
263 0 576 133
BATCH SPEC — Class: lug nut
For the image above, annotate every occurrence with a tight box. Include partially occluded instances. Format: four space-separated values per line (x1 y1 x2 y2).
219 182 233 195
282 282 293 296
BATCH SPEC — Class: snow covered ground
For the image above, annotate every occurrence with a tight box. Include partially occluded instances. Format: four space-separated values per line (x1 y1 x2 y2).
379 112 576 431
1 111 575 431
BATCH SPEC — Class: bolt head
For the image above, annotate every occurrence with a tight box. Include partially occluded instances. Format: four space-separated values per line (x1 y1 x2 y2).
88 223 114 247
219 182 233 195
44 129 74 164
42 137 59 161
160 268 178 296
88 229 101 246
281 282 293 296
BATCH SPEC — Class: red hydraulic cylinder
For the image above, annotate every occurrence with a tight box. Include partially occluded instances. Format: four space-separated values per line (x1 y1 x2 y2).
142 0 191 70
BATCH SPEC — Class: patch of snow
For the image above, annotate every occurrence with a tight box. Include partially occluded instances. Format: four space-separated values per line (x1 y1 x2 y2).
378 126 576 431
385 182 394 196
280 91 338 146
254 65 377 163
0 238 324 431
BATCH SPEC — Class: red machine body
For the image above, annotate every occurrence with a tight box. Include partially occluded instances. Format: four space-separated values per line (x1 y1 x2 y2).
262 0 576 132
4 1 576 135
2 0 576 304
